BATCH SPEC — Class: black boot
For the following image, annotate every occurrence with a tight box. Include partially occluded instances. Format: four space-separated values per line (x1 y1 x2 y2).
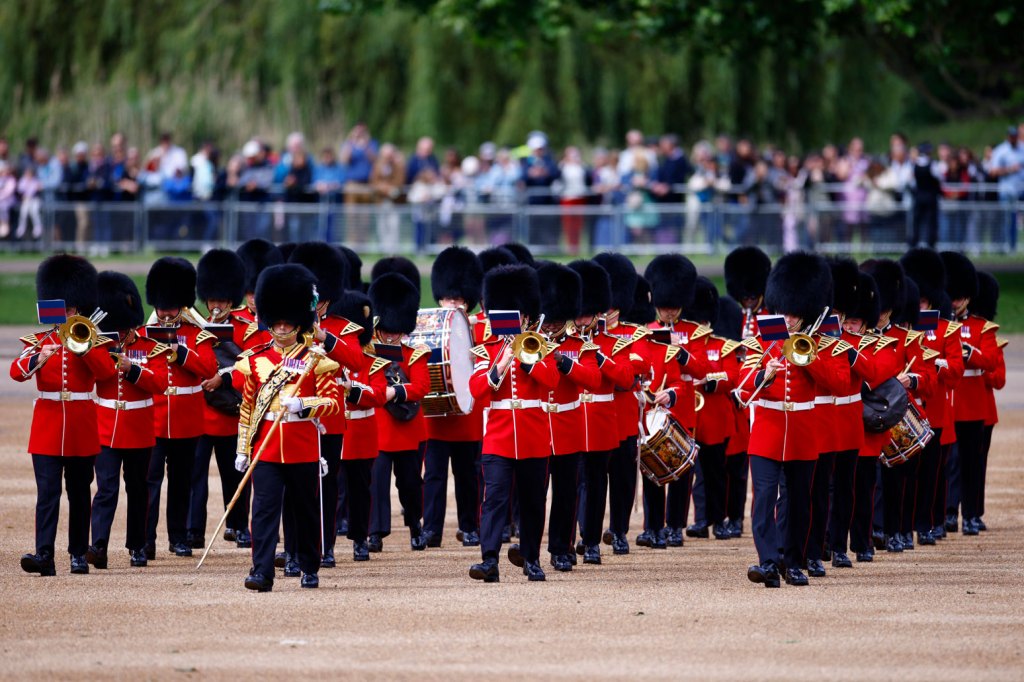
469 557 500 583
507 544 524 567
70 555 89 574
86 542 108 570
20 549 56 576
353 541 370 562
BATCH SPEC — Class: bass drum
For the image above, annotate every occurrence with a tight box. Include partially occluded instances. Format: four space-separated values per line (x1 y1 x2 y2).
408 307 475 416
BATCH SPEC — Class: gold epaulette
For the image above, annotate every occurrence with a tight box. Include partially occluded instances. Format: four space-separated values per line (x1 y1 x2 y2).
833 339 854 356
94 335 115 348
471 344 490 361
149 343 173 359
741 337 763 353
19 331 45 346
612 326 650 355
482 319 492 339
545 341 560 355
409 346 431 365
369 357 390 375
922 348 940 361
580 341 600 353
945 321 962 337
691 324 713 341
742 353 763 369
905 330 924 346
720 339 742 357
341 320 363 336
243 321 260 341
314 357 341 375
195 330 217 345
982 321 999 334
997 337 1008 349
817 336 837 352
858 335 878 352
233 356 252 376
665 345 682 363
875 336 897 351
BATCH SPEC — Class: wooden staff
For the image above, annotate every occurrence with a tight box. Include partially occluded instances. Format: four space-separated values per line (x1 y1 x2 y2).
196 345 325 569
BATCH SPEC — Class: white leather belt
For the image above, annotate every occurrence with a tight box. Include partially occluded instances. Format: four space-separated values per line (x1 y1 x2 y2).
96 397 154 411
544 399 581 414
38 391 93 402
345 408 375 420
263 411 314 423
166 385 203 396
580 393 615 404
754 399 815 412
834 393 862 406
963 369 983 377
814 396 835 405
490 399 543 410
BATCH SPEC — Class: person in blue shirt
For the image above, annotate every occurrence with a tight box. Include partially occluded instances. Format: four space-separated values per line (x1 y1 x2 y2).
989 125 1024 252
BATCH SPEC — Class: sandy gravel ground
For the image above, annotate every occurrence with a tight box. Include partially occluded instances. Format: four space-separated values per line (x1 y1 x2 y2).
1 333 1022 680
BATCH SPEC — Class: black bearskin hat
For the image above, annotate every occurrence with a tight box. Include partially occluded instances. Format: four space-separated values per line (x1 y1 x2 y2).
724 246 771 302
684 276 719 326
827 257 860 316
593 252 637 312
860 258 904 315
937 291 954 320
288 242 350 304
36 254 98 314
329 290 374 347
940 251 978 301
431 246 483 307
196 249 246 307
277 242 298 262
255 264 318 333
899 247 946 307
371 256 421 293
644 253 697 310
973 272 999 321
537 262 581 323
896 277 920 329
97 271 144 333
146 257 196 310
337 245 364 291
850 271 881 329
714 296 743 341
621 276 656 326
368 273 419 335
501 242 536 267
236 239 283 294
482 265 541 322
765 252 832 324
479 246 518 275
568 260 612 317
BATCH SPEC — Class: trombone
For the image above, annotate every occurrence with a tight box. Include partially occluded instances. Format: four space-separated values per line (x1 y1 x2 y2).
494 314 549 386
734 307 827 409
58 309 108 356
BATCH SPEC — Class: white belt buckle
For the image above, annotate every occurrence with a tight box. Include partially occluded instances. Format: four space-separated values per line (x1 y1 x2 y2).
166 386 177 396
115 400 126 410
783 401 794 412
60 390 71 401
546 403 558 414
512 399 522 410
581 394 593 404
345 410 352 420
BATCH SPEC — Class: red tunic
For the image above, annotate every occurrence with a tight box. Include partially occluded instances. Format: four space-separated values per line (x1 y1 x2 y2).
954 316 999 423
469 338 560 459
235 342 341 464
375 343 431 453
319 314 368 436
580 331 634 453
603 321 654 441
647 319 712 432
547 335 603 456
95 332 170 449
858 333 904 458
341 350 389 460
694 335 741 445
10 329 118 456
984 340 1006 427
919 319 964 434
201 314 250 437
141 323 218 439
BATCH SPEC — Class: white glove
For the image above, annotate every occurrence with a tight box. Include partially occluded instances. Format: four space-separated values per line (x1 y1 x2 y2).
281 396 303 414
319 457 328 478
234 454 248 472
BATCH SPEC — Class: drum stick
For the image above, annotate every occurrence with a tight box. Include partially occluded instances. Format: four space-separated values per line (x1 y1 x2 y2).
902 356 915 375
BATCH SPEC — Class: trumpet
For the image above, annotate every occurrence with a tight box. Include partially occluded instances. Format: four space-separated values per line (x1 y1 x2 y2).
58 310 107 355
782 333 817 367
495 330 549 385
695 390 705 412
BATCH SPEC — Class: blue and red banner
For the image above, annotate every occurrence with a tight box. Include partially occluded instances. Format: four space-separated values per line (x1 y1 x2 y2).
373 343 405 363
649 328 672 345
206 324 234 343
819 315 841 338
757 314 791 342
487 310 522 336
146 326 179 344
914 310 940 332
37 300 67 325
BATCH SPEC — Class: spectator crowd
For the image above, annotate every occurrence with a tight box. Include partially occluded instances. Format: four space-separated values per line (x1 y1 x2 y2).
0 121 1022 254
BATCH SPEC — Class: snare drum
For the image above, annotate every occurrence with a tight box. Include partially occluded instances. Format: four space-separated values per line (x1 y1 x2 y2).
408 308 475 416
639 407 700 485
880 401 934 468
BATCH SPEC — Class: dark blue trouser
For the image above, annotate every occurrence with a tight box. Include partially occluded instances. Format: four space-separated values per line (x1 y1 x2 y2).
147 437 198 547
827 449 859 553
577 450 611 546
480 454 548 563
807 451 835 561
423 439 481 537
189 434 247 538
851 457 878 553
954 420 985 520
341 458 373 543
608 436 638 535
93 446 151 551
690 460 706 527
369 448 424 537
980 424 994 518
914 428 943 532
319 434 343 554
251 460 320 578
725 451 749 522
33 454 95 556
749 455 814 569
547 452 580 556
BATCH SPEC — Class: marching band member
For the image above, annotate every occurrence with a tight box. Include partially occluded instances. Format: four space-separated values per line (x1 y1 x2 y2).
643 254 710 545
899 248 964 542
290 243 365 569
234 239 283 349
142 258 218 560
724 246 772 340
715 296 749 538
371 255 422 293
367 272 432 552
592 252 653 555
236 264 341 592
740 253 847 588
422 246 485 548
973 272 1002 529
88 272 170 570
189 248 251 550
332 290 388 561
566 259 634 566
13 255 117 576
468 265 559 583
536 263 602 571
942 251 998 536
